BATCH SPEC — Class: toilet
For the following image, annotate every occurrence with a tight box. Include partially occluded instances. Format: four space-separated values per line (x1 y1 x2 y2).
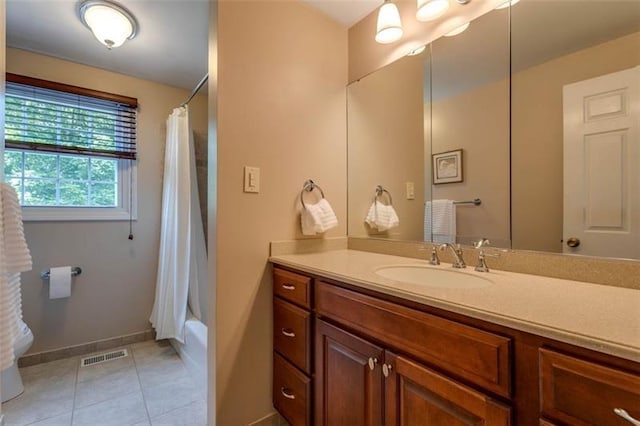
1 320 34 402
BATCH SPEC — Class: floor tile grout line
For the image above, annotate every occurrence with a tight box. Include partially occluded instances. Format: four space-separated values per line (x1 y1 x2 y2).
70 354 81 425
130 345 153 425
146 397 206 423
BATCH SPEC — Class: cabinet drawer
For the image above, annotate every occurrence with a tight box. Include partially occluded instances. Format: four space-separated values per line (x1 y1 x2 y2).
540 349 640 426
274 353 311 426
274 297 312 374
315 281 512 398
274 268 311 309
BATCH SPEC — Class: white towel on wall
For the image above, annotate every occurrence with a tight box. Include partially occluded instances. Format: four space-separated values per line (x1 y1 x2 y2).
365 201 400 232
301 199 338 236
424 199 456 244
0 183 32 370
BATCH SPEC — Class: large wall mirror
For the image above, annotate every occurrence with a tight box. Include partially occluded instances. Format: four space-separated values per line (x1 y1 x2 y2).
347 0 640 260
511 0 640 259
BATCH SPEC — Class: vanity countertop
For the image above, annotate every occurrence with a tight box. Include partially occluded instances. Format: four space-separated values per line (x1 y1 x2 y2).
270 249 640 362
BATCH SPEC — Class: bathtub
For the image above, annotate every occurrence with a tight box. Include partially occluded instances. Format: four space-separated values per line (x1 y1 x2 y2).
170 315 207 397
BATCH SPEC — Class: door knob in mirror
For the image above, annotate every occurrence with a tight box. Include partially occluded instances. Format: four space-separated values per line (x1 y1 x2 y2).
566 237 580 248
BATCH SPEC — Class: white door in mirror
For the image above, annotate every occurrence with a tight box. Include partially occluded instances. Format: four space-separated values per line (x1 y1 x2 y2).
563 66 639 259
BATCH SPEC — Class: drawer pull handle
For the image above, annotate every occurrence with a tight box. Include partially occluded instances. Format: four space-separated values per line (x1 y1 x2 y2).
281 387 296 400
614 409 640 426
382 363 393 378
368 357 378 370
281 328 296 338
281 283 296 291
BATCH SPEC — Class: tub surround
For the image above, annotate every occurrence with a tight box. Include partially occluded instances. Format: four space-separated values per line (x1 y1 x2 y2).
270 249 640 362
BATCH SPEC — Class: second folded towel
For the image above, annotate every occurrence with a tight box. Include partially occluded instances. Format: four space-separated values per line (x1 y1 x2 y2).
301 198 339 236
365 200 400 232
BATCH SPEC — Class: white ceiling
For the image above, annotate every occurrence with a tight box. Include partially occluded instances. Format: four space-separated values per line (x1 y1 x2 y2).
301 0 379 27
6 0 209 90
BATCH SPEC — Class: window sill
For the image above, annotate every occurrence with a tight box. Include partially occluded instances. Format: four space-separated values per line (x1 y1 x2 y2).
22 207 137 222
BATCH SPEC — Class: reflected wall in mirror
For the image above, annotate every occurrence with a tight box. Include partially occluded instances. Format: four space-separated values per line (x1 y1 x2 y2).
511 0 640 259
347 6 511 248
430 7 510 248
347 51 429 241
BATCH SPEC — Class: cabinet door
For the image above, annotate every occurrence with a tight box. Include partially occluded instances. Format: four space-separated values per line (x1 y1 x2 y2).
315 319 384 426
385 352 511 426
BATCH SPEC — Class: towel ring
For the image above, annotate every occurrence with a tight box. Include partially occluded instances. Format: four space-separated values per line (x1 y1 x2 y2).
300 179 325 209
374 185 393 206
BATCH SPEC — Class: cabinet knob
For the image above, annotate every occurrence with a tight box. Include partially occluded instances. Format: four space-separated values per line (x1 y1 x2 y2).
280 387 296 400
281 328 296 338
368 357 378 370
281 283 296 290
614 409 640 426
382 363 393 378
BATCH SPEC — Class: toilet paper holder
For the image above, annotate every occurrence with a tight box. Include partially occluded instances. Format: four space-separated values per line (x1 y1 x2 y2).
40 267 82 280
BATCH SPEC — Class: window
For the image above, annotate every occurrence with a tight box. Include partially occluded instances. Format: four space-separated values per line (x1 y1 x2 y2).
3 74 138 221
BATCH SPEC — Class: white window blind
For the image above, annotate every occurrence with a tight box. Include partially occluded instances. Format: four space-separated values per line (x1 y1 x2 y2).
5 73 138 160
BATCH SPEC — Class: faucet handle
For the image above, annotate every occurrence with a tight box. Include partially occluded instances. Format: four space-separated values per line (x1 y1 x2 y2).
475 249 500 272
473 238 491 249
429 245 440 265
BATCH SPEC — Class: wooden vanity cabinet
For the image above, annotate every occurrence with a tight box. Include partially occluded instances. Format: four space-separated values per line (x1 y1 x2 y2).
314 282 512 426
272 266 640 426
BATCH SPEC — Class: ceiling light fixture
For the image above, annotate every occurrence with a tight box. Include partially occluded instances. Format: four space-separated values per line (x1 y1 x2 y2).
444 22 470 36
375 0 403 44
79 0 138 49
495 0 520 9
416 0 449 22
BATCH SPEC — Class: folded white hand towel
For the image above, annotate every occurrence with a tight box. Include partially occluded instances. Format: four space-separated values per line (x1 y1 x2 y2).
424 199 456 243
301 199 338 236
365 201 400 232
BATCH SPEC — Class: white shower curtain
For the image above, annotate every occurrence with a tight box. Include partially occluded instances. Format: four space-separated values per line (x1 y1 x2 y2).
150 106 207 343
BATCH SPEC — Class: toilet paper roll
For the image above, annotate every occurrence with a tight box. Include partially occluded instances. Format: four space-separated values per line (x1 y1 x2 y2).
49 266 72 299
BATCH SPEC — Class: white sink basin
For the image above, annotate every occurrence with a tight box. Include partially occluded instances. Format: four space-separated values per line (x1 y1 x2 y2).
375 265 492 289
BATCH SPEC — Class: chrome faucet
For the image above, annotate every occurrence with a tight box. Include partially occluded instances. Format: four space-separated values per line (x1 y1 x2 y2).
439 243 466 268
473 238 499 272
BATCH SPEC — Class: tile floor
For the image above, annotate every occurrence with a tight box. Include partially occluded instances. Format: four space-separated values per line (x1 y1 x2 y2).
3 340 207 426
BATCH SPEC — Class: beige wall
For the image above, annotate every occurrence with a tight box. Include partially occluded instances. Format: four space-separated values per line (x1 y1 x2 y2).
432 78 511 247
348 0 503 82
348 53 426 241
217 1 347 424
512 32 640 252
8 48 208 354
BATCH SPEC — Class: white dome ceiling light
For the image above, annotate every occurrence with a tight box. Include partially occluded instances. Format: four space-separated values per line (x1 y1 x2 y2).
79 0 138 49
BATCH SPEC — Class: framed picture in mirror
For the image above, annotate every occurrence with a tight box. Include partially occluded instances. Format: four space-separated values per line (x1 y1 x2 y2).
433 149 463 184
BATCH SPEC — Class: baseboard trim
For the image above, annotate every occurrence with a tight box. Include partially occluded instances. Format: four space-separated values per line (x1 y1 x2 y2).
18 329 155 368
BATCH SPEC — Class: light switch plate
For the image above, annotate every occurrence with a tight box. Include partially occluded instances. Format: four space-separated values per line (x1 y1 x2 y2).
406 182 415 200
244 166 260 193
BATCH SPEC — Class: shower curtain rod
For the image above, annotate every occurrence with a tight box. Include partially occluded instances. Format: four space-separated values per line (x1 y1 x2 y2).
181 74 209 107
